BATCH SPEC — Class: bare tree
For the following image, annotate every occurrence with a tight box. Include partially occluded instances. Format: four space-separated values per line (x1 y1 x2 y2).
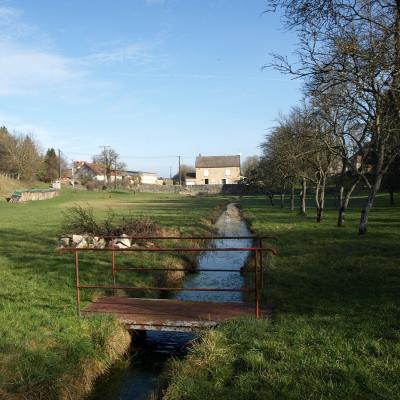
93 148 126 187
5 134 41 181
0 126 17 176
241 156 260 181
268 0 400 233
173 164 195 184
261 111 308 212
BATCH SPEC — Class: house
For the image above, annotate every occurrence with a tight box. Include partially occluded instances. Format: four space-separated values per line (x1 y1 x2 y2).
349 146 376 173
74 162 105 182
185 172 196 186
195 155 241 185
74 162 122 183
124 171 163 185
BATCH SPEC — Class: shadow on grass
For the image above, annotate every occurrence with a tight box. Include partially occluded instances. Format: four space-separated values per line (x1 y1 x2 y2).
240 196 400 324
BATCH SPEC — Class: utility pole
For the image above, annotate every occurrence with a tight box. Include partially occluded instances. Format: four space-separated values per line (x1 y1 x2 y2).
178 155 181 185
58 149 62 180
114 157 117 190
71 161 75 189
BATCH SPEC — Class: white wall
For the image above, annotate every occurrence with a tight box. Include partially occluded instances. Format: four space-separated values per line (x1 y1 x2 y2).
141 174 158 184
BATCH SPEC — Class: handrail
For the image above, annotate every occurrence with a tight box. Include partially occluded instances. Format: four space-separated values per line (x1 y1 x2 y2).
59 235 278 241
61 246 277 255
65 236 277 320
100 235 278 241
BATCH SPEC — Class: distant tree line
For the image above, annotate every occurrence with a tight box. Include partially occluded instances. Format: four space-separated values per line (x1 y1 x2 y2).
0 126 66 183
243 0 400 234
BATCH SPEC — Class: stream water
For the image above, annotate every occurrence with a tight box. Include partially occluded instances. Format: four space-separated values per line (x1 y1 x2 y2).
87 203 253 400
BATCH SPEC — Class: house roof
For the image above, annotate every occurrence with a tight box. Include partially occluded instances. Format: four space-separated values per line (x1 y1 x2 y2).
195 155 240 168
84 162 103 175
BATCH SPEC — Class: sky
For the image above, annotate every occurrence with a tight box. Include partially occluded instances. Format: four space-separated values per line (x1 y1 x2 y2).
0 0 301 177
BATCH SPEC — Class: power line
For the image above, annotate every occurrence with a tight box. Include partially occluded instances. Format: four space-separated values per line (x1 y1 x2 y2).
60 150 196 160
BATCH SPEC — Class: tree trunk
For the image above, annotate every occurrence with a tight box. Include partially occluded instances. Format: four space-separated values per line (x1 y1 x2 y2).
337 179 359 227
394 1 400 112
266 191 274 206
389 190 395 206
316 175 326 223
315 180 320 217
358 122 388 234
358 174 383 235
300 178 307 215
291 184 295 211
280 192 285 208
337 205 345 227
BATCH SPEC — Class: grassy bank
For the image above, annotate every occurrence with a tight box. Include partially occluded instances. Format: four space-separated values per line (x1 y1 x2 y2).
164 193 400 400
0 189 225 400
0 175 48 200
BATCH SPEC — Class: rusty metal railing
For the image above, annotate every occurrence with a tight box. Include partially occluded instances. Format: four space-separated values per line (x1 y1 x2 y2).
61 236 277 319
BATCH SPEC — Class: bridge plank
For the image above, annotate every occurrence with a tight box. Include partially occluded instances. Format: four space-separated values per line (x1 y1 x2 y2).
83 296 268 331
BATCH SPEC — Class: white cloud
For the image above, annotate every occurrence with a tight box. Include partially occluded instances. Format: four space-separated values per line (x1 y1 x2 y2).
0 5 19 18
0 5 79 96
0 41 79 96
0 5 154 97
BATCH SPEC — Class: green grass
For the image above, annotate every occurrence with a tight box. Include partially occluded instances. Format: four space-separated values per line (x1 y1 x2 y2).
164 193 400 400
0 189 226 400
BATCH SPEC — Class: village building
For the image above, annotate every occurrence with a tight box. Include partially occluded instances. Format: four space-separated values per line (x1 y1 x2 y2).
124 171 163 185
195 155 241 185
74 162 122 183
185 172 197 186
74 162 106 182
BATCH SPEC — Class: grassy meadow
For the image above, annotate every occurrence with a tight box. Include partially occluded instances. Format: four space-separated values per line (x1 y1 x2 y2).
0 189 225 400
164 193 400 400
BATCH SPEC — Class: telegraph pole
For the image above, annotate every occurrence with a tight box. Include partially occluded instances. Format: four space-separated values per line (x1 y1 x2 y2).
114 157 117 190
58 149 62 180
71 160 75 189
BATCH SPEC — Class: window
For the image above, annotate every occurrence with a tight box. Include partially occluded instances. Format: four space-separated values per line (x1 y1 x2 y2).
221 179 226 184
205 179 209 185
204 169 209 177
225 169 231 176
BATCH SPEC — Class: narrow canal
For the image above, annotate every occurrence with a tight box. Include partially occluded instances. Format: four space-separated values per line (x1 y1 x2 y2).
87 203 253 400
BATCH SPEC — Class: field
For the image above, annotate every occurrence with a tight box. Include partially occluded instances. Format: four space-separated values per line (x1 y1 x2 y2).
0 189 225 400
164 193 400 400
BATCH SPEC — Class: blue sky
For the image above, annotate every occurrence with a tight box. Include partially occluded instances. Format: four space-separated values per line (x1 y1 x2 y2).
0 0 301 176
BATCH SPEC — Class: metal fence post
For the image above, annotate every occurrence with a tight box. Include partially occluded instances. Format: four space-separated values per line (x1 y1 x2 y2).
112 237 116 296
254 249 260 318
75 250 81 317
259 237 264 290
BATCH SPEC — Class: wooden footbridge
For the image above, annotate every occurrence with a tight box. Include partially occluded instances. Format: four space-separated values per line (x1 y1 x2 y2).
61 236 276 332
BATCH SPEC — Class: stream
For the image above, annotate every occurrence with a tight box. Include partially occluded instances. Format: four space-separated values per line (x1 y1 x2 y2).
87 203 253 400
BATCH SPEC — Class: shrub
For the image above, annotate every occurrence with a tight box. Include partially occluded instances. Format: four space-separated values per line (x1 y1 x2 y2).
62 206 161 237
62 206 101 235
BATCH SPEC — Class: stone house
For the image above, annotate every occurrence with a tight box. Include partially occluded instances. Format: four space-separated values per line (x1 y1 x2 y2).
195 155 241 185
